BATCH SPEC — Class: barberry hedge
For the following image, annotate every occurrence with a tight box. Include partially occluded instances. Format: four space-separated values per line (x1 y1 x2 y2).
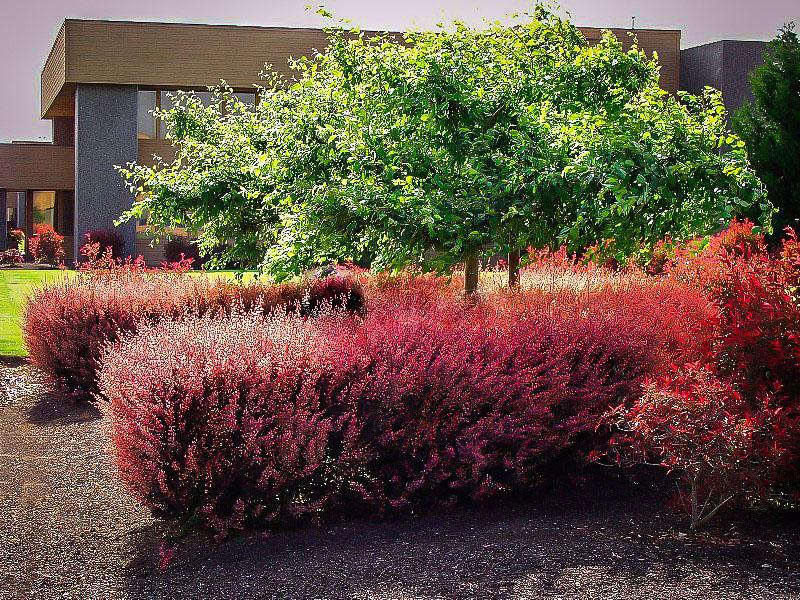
98 274 709 536
23 252 363 397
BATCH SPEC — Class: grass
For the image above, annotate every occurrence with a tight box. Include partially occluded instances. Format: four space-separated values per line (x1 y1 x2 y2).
0 269 72 356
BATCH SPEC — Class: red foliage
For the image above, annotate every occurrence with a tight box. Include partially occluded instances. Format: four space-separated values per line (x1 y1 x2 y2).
0 249 23 266
163 237 203 267
83 229 126 258
78 241 194 274
100 312 371 537
99 274 708 536
605 363 787 530
7 228 25 250
666 221 800 410
605 221 800 523
23 261 364 398
29 224 65 265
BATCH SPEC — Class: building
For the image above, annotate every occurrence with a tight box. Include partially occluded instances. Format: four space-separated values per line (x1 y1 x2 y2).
680 40 767 115
0 20 686 261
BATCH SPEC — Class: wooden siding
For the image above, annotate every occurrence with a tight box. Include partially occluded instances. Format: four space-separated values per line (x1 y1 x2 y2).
138 138 177 166
64 21 329 89
41 24 68 118
0 144 74 190
41 20 681 118
581 27 681 93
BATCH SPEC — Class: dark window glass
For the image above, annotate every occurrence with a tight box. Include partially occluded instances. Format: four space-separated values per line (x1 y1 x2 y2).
234 92 256 105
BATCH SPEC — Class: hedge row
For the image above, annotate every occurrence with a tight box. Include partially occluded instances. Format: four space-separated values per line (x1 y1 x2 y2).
97 275 710 536
23 270 363 397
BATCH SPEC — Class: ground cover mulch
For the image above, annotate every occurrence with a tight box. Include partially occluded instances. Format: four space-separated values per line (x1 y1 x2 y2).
2 357 800 600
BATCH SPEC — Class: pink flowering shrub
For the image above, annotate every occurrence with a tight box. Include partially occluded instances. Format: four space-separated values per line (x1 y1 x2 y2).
99 274 709 536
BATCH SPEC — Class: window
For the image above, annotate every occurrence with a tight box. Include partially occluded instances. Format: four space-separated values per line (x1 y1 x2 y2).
159 90 215 137
32 191 56 230
233 92 256 106
137 91 157 140
6 192 22 227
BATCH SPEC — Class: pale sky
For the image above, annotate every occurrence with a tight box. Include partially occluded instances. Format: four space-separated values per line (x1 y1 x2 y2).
0 0 797 142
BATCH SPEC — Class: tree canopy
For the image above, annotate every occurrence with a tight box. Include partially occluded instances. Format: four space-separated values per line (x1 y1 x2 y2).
120 7 770 280
733 23 800 236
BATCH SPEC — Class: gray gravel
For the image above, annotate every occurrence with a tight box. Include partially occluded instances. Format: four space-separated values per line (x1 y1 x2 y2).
2 358 800 600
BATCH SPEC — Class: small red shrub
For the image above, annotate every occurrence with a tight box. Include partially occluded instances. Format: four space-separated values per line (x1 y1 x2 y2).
305 274 366 316
604 363 787 531
29 224 64 265
7 228 25 251
83 229 125 258
23 262 365 398
164 237 203 267
0 248 23 266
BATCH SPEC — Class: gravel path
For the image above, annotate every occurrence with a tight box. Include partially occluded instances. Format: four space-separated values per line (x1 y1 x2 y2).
2 358 800 600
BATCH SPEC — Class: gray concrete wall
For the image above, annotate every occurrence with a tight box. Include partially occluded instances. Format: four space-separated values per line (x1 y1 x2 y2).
680 41 724 98
74 84 138 260
721 41 767 114
680 40 766 116
0 190 6 251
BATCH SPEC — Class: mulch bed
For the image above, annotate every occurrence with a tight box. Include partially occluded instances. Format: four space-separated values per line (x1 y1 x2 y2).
2 358 800 600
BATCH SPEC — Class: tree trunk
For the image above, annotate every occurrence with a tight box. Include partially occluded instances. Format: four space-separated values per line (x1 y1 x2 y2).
464 255 479 296
508 249 520 289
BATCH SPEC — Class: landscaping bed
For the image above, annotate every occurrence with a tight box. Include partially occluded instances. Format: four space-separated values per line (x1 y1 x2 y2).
3 357 800 600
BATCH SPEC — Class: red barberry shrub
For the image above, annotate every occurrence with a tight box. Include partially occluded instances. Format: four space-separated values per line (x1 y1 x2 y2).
24 269 214 397
99 271 709 536
604 363 787 531
305 274 366 316
83 229 125 258
0 248 23 266
99 311 372 538
349 279 711 510
164 236 203 267
23 254 365 398
8 228 25 252
28 224 65 265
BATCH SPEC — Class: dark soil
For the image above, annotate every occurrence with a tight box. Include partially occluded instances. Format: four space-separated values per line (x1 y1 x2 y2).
2 358 800 599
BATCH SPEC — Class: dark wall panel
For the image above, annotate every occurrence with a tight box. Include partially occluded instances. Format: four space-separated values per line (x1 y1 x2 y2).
74 84 137 261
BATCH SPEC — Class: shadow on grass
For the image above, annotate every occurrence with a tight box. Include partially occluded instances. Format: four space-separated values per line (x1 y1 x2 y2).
118 479 800 600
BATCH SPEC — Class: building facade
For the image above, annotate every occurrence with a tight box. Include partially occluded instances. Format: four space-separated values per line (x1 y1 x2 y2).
680 40 767 115
1 20 686 261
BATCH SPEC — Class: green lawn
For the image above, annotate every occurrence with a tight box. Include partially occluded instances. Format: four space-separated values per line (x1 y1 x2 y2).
0 269 71 356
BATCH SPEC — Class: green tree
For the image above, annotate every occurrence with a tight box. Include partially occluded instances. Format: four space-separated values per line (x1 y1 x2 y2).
733 23 800 236
120 8 770 291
